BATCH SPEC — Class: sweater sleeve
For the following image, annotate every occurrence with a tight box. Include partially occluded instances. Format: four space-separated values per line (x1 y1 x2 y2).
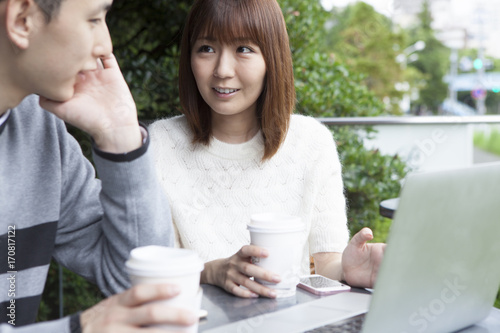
51 119 174 296
307 124 350 255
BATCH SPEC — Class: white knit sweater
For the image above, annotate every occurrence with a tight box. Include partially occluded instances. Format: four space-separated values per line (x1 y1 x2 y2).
150 114 349 275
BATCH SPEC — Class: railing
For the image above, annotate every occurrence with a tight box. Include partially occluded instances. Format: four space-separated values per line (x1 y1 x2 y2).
318 115 500 171
317 115 500 126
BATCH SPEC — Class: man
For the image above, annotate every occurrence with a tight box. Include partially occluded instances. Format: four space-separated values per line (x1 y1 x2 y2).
0 0 196 331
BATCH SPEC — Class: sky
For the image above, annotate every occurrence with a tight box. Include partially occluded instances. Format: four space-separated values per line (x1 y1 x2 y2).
320 0 500 57
320 0 394 15
320 0 472 21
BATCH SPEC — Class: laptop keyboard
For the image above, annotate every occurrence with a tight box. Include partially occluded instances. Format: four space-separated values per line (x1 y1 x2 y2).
305 314 365 333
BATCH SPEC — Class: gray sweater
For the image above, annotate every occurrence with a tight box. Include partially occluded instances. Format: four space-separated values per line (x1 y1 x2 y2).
0 95 174 332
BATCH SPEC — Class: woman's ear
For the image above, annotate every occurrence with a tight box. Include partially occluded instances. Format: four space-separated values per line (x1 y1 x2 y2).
5 0 41 50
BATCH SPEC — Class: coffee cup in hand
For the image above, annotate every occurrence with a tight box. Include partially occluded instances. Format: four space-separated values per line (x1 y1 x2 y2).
247 213 305 298
126 246 204 332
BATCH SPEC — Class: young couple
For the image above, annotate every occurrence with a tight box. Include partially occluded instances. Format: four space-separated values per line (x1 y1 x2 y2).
0 0 383 331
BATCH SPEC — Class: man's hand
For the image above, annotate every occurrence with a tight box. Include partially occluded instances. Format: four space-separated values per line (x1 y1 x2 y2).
202 245 281 298
80 283 198 332
341 227 385 288
39 54 142 154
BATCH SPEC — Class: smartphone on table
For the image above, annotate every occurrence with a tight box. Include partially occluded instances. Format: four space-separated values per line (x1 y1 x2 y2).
297 274 351 296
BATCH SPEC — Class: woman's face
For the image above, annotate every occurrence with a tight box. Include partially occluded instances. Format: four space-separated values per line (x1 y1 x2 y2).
191 37 266 119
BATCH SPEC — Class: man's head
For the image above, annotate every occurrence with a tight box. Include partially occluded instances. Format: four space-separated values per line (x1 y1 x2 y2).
0 0 113 109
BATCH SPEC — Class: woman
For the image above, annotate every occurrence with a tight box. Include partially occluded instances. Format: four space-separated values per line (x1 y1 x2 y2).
150 0 384 299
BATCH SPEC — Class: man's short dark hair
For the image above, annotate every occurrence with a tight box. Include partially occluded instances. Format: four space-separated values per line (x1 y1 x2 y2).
35 0 65 21
0 0 65 21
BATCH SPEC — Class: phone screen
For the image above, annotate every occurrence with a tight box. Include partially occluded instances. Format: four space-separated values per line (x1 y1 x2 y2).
299 276 345 289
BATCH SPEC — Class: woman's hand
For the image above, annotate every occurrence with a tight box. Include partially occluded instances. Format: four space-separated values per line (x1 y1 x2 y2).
341 228 385 288
313 228 385 289
201 245 281 298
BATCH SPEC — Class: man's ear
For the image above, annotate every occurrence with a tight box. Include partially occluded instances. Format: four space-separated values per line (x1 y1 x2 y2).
5 0 42 50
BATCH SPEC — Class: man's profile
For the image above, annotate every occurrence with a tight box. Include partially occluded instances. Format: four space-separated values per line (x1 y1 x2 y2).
0 0 196 331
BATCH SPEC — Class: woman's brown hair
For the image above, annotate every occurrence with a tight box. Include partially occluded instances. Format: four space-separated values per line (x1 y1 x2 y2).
178 0 295 160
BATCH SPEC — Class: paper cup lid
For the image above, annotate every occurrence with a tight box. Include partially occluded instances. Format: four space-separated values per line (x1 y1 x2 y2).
125 246 204 277
247 213 304 233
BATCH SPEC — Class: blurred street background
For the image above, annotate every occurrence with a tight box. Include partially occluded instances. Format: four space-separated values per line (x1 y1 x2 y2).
321 0 500 116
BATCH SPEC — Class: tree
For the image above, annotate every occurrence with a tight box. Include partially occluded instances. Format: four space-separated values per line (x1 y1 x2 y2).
322 2 407 113
106 0 191 120
407 0 450 114
280 0 407 236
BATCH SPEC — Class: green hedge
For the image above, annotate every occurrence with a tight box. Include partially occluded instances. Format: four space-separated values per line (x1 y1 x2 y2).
474 128 500 156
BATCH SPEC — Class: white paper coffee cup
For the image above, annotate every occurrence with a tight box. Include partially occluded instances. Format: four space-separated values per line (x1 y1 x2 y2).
247 213 305 298
125 246 204 332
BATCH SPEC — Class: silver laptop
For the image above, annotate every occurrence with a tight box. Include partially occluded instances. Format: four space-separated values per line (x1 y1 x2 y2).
205 162 500 333
362 161 500 333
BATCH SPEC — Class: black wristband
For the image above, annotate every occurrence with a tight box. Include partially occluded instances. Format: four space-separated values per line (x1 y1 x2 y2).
92 122 150 162
69 312 82 333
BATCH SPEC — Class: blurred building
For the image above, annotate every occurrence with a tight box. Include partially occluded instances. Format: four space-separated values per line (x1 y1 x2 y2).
393 0 500 56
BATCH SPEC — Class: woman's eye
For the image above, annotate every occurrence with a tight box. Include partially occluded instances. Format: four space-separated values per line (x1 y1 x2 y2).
198 45 215 53
238 46 253 53
89 18 102 25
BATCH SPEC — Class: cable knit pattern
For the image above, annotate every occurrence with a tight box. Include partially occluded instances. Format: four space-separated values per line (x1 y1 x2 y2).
150 114 349 275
